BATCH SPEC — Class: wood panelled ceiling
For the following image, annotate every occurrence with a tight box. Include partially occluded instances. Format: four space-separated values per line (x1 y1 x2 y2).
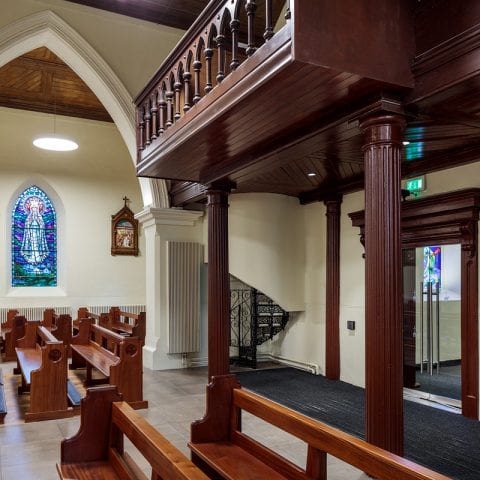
0 47 111 122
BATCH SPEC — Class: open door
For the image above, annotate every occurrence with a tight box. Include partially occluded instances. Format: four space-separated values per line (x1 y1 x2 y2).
403 245 462 410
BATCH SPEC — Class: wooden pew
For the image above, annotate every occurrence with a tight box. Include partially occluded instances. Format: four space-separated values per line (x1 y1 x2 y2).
71 319 147 409
0 368 6 423
15 322 75 422
189 375 451 480
57 385 209 480
109 307 146 346
3 315 26 361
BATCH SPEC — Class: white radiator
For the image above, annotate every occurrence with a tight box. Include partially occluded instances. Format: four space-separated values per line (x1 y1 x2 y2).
167 241 202 354
87 304 146 315
0 306 72 323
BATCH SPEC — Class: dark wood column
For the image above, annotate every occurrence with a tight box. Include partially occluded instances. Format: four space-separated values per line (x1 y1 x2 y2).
361 114 405 456
461 224 479 419
206 183 232 380
324 196 342 380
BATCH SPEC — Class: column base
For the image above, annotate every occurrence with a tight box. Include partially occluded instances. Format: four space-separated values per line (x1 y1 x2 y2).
142 336 186 370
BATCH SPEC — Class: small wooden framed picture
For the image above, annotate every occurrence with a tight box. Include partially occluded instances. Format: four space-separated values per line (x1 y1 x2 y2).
111 197 139 256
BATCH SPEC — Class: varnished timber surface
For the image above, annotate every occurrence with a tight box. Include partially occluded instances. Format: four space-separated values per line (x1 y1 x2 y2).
0 47 111 122
57 461 120 479
189 442 288 480
15 347 41 385
71 344 118 377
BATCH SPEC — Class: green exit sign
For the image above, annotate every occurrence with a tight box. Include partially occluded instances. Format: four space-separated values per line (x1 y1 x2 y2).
405 176 425 192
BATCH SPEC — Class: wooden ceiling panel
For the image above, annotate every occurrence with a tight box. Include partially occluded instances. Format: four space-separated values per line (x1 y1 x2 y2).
0 47 112 122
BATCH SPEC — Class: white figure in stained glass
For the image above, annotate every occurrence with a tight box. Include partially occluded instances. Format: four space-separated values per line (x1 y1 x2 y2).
12 185 57 287
20 196 49 264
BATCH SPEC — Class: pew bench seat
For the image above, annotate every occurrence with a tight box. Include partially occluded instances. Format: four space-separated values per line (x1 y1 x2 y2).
58 460 122 480
189 441 288 480
71 343 118 378
15 324 75 422
71 320 147 409
15 345 42 386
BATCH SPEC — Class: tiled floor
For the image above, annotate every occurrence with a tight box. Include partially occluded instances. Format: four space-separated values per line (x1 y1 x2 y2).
0 361 368 479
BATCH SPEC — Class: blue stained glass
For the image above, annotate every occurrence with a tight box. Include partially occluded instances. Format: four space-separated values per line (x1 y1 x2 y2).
11 186 57 287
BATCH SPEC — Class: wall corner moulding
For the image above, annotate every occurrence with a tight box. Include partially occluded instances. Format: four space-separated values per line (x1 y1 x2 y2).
135 207 203 228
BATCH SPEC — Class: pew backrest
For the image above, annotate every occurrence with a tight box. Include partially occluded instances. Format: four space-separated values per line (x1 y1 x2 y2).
59 386 209 480
190 375 451 480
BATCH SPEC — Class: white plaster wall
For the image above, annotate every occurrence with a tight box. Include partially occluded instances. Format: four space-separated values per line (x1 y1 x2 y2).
0 107 145 311
265 201 327 373
1 0 184 98
227 193 305 311
338 191 366 387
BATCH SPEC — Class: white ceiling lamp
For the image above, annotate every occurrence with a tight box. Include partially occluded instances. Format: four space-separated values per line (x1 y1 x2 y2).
33 136 78 151
33 100 78 152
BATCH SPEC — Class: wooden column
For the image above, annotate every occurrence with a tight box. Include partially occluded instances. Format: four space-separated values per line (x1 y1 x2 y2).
461 224 479 419
361 114 405 456
206 183 232 380
324 196 342 380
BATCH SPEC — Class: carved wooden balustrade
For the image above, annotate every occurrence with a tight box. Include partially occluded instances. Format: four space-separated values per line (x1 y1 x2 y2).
135 0 289 163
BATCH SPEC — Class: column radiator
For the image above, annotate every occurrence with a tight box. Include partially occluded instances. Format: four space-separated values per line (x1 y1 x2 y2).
0 306 72 323
167 241 202 354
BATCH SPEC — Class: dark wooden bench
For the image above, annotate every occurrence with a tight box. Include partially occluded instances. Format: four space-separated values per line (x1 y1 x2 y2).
1 309 19 351
2 314 26 361
189 375 451 480
15 322 75 422
57 385 209 480
0 368 6 423
108 308 146 346
71 319 147 409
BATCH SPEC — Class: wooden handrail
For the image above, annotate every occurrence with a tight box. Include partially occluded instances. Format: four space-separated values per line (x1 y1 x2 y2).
234 388 451 480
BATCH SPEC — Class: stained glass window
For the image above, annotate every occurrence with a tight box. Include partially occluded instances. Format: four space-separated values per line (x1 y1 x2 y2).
12 186 57 287
423 246 441 288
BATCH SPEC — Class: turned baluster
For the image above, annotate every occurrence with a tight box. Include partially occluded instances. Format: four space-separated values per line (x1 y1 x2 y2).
216 34 226 83
230 19 240 70
150 93 158 140
174 81 182 120
137 107 145 151
144 100 151 146
193 60 202 104
166 89 174 127
246 0 257 56
204 48 214 93
183 71 192 112
158 88 166 134
264 0 274 41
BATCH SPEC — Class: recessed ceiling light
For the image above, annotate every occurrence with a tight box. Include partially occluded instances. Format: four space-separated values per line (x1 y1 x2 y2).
402 140 410 146
307 172 316 177
33 136 79 151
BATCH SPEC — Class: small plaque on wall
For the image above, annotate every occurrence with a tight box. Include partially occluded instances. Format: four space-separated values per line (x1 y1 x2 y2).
111 197 139 256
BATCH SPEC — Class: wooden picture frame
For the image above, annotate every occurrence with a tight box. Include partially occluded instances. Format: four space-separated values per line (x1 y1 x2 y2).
111 198 139 256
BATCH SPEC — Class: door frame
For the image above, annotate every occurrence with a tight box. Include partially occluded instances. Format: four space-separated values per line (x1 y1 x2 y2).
349 188 480 418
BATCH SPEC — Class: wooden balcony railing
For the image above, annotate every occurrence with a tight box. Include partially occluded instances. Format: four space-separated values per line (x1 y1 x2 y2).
135 0 290 156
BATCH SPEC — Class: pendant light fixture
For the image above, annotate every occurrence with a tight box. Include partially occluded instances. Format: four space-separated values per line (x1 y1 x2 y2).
33 98 78 152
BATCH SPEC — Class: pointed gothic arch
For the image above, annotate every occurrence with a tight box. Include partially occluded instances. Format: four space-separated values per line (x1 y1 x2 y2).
0 10 169 208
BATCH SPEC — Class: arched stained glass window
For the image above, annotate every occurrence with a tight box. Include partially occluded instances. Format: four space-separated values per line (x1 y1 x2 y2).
11 186 57 287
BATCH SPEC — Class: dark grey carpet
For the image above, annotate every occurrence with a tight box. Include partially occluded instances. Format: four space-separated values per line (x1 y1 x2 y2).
236 367 480 480
415 369 461 400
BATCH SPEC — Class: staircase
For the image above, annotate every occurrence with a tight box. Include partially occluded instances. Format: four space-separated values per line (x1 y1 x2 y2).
230 277 289 368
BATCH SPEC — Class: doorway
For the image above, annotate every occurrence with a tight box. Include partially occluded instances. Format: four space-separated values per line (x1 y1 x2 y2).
403 245 462 410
